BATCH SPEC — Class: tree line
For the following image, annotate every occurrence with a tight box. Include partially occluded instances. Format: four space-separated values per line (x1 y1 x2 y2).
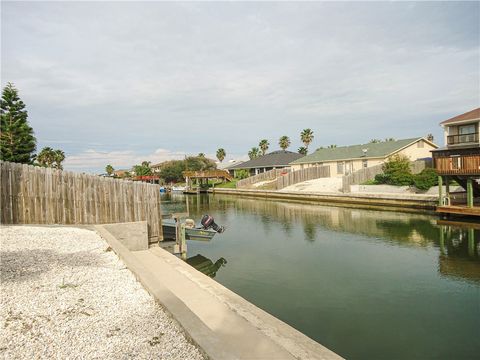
212 128 315 163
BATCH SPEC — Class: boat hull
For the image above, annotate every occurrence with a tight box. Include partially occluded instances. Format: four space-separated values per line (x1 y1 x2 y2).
162 222 216 241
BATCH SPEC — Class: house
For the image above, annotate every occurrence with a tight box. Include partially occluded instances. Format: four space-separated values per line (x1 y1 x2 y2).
226 150 304 176
113 169 130 178
431 108 480 216
289 137 438 177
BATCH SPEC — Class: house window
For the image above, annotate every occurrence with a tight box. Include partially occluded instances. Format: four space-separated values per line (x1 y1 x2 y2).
337 162 344 174
451 156 461 170
459 124 476 135
417 141 424 148
362 159 368 168
459 124 476 143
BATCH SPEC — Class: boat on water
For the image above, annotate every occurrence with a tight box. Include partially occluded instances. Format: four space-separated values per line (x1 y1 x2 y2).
162 215 225 242
162 221 217 241
171 186 186 192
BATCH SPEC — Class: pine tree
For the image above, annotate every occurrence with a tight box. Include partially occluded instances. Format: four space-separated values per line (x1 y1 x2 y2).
0 83 37 163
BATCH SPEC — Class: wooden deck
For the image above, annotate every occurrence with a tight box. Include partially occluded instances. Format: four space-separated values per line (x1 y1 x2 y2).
436 205 480 217
434 154 480 175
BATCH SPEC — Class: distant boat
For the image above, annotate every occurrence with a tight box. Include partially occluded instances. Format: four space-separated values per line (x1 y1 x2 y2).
162 220 217 241
171 186 186 192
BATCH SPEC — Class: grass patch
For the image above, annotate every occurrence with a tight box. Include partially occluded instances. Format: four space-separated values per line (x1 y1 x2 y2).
214 179 238 188
361 179 379 185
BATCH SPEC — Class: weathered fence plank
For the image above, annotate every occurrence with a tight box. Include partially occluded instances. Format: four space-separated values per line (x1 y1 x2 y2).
236 168 288 188
276 165 330 190
0 161 163 243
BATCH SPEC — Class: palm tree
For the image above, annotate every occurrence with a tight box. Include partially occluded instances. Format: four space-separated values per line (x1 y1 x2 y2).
300 129 314 150
36 147 56 167
105 164 114 176
298 146 307 156
327 144 337 148
216 148 226 162
248 147 259 160
53 149 65 170
259 139 269 156
279 136 291 151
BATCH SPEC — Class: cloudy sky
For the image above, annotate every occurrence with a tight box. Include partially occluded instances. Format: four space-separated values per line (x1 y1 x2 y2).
2 1 479 173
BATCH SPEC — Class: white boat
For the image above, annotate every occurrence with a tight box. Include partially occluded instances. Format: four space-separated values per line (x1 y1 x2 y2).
171 186 186 192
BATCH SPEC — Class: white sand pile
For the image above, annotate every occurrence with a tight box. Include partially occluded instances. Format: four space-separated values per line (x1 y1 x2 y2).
0 225 205 360
280 177 343 193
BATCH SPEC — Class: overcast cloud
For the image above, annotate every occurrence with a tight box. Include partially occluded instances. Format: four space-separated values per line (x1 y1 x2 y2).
2 1 479 173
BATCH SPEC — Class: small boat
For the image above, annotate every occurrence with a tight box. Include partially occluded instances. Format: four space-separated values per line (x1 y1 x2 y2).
171 186 186 192
162 220 217 241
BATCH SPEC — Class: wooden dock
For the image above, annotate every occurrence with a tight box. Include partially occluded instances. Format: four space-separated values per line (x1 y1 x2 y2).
437 205 480 217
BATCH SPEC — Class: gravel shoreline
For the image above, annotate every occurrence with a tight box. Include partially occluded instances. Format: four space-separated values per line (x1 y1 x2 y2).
0 225 205 360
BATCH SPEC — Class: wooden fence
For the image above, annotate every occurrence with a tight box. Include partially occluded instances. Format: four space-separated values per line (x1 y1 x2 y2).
341 164 383 193
341 159 433 192
236 168 288 188
0 161 163 244
276 166 330 190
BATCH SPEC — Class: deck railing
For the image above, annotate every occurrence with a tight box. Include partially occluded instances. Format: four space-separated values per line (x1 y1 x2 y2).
434 155 480 175
447 132 479 145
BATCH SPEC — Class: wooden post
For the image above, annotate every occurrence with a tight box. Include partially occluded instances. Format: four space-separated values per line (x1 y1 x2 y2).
439 226 446 255
180 224 187 260
438 176 443 206
468 228 475 257
466 178 473 208
445 176 450 205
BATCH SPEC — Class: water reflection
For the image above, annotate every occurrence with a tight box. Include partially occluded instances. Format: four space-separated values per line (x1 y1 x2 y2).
438 221 480 283
182 195 480 282
186 254 227 278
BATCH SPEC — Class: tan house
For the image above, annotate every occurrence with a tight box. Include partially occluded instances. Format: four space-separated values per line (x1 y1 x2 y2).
290 137 438 177
431 108 480 216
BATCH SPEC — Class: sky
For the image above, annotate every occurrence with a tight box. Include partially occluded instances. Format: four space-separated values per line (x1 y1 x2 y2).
2 1 479 173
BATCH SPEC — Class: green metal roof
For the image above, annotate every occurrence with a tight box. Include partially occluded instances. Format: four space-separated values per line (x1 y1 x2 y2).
290 138 425 164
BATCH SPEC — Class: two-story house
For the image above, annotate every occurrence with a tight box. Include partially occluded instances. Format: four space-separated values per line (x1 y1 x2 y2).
431 108 480 216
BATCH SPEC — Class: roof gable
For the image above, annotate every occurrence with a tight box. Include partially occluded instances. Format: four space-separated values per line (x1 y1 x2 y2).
440 108 480 125
228 150 303 169
290 138 434 164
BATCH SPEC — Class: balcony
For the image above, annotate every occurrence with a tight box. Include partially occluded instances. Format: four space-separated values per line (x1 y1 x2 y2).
447 132 479 146
434 155 480 175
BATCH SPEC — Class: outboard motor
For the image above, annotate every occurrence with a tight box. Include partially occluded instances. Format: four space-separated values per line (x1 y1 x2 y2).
201 214 225 233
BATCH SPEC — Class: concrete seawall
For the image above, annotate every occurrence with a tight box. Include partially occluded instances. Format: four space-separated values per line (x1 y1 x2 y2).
95 223 343 360
211 188 438 212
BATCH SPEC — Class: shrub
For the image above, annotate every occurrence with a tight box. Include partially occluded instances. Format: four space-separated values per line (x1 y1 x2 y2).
413 168 438 190
235 169 250 179
382 154 414 186
374 173 389 184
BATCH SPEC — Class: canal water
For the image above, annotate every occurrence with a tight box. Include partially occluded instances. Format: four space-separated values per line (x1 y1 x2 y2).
161 193 480 360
